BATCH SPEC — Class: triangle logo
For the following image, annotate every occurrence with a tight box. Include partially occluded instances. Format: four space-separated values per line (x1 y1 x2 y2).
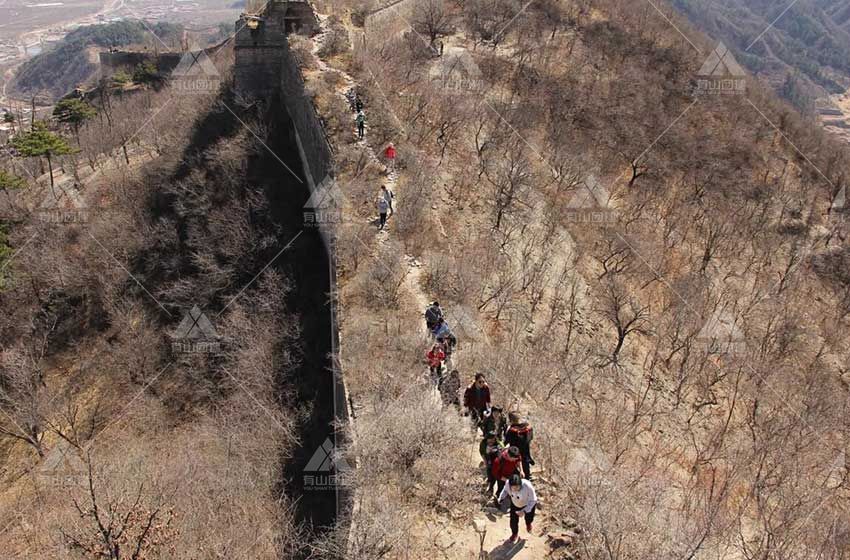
39 183 86 211
698 43 746 78
173 48 220 78
429 50 484 92
304 437 351 473
304 175 345 211
174 305 219 340
697 308 745 353
566 175 611 209
831 185 845 212
39 440 86 479
565 445 612 477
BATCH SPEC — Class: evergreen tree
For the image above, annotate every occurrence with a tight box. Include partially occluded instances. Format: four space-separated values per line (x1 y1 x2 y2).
52 98 97 144
11 122 73 197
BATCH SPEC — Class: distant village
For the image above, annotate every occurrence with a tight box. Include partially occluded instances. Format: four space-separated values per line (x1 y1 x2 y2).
0 0 203 66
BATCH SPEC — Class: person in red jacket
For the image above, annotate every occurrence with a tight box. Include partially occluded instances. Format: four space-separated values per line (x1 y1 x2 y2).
384 142 397 171
491 446 524 506
463 373 491 428
426 343 446 383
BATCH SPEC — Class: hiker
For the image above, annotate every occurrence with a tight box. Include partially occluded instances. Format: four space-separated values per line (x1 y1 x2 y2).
491 446 523 504
425 301 444 333
505 412 535 480
499 474 537 544
439 368 461 407
355 96 364 113
480 431 504 494
381 184 394 215
431 317 456 348
384 143 397 171
437 335 449 362
426 343 446 383
356 110 366 139
463 373 491 427
377 195 389 230
481 406 507 441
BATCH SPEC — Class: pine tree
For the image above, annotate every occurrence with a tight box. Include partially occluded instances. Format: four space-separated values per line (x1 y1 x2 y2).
0 169 26 197
11 122 73 197
52 98 97 145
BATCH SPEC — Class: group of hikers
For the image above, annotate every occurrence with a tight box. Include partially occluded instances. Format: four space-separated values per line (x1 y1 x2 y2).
347 89 399 232
423 302 538 545
346 89 367 139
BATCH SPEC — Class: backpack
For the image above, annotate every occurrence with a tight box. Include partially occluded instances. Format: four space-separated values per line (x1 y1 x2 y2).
507 424 533 447
425 305 442 323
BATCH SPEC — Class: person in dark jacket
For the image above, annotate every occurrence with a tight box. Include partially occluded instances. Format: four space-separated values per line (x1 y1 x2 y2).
505 412 535 480
481 406 507 440
463 373 491 426
439 369 461 408
356 110 366 139
491 446 523 505
479 431 504 494
425 301 443 333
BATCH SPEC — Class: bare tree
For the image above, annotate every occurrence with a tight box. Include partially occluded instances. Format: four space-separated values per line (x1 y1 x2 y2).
412 0 453 47
598 279 651 364
0 311 56 457
61 454 177 560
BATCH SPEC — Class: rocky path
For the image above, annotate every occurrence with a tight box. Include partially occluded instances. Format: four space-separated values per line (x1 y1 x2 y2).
310 15 581 559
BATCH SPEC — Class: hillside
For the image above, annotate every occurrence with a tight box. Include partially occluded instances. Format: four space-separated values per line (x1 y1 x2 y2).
10 20 183 99
296 0 850 558
671 0 850 104
0 42 338 557
3 0 850 558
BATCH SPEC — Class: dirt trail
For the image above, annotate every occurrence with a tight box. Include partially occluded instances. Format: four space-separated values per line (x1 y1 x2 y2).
442 452 554 559
311 16 566 559
310 14 418 281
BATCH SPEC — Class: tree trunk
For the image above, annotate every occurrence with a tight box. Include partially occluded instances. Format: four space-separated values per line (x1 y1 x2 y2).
46 154 56 198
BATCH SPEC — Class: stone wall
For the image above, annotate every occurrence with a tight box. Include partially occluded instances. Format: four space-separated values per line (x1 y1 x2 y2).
233 0 351 523
98 51 184 78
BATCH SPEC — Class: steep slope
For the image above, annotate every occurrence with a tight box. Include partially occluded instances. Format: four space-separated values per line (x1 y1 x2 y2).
0 42 334 557
301 0 850 558
670 0 850 98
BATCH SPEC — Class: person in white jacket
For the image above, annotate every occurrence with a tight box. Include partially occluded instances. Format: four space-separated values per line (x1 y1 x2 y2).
498 474 537 543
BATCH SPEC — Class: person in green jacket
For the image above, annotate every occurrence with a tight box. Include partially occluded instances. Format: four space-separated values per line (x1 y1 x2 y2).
479 431 504 494
356 110 366 139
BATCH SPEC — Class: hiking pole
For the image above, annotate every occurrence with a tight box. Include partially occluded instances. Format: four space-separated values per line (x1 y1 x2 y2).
474 517 488 559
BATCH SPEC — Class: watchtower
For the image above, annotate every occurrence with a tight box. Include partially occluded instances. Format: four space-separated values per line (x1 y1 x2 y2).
234 1 318 97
